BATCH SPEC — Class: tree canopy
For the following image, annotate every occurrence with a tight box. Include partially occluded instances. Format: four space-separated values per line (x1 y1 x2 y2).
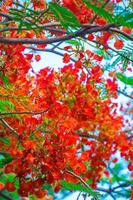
0 0 133 200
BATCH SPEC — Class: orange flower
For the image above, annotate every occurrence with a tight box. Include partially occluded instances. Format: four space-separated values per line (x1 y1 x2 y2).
114 39 124 49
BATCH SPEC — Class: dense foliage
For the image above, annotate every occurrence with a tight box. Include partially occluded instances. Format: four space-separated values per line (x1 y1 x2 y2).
0 0 133 200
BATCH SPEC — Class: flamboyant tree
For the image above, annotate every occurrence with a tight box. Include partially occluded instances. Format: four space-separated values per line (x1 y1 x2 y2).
0 0 133 200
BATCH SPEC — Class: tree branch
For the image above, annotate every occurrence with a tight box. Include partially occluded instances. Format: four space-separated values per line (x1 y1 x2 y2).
117 90 133 100
0 105 53 116
0 12 12 20
0 25 66 34
91 40 133 63
128 135 133 140
0 119 19 137
77 132 98 140
0 24 115 45
110 27 133 41
66 170 93 189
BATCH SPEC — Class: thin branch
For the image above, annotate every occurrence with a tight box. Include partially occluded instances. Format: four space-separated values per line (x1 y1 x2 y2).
0 22 98 33
77 132 98 140
77 192 82 200
117 90 133 99
128 135 133 140
0 105 53 116
90 0 110 23
97 187 110 193
0 119 19 137
0 24 115 45
51 41 64 50
0 191 14 200
66 170 93 189
110 27 133 41
98 182 131 194
0 25 66 34
13 1 36 13
91 40 133 63
111 182 131 191
0 12 12 20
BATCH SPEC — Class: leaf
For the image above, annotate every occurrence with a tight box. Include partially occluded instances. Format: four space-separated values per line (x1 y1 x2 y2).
0 153 14 167
83 0 115 23
60 180 101 198
67 39 81 46
119 13 133 23
83 0 133 28
0 173 15 184
0 100 15 112
122 57 129 71
116 73 133 85
111 56 121 68
0 137 10 146
0 73 9 85
49 2 80 29
28 195 36 200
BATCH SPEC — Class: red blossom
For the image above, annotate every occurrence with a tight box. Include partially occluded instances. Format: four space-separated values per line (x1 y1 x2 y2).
35 54 41 62
63 53 70 63
114 39 124 49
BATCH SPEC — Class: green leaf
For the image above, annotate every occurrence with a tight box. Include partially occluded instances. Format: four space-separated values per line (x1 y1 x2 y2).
122 13 133 22
83 0 114 23
67 39 81 46
116 72 133 85
49 3 80 29
122 57 129 71
112 57 122 68
0 173 15 184
83 0 133 28
0 152 13 167
60 180 101 198
0 137 10 146
0 73 9 85
28 195 36 200
0 100 15 112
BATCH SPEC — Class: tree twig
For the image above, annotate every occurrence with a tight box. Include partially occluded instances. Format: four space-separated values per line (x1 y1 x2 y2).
0 191 14 200
117 89 133 100
66 170 92 189
110 27 133 41
0 105 52 116
91 40 133 63
0 119 19 137
77 132 98 140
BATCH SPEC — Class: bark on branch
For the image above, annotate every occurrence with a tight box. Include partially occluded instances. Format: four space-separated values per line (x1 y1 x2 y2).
0 24 115 45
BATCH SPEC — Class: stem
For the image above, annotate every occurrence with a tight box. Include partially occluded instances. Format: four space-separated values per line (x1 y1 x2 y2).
0 105 52 116
0 191 14 200
0 119 19 137
110 27 133 41
117 89 133 100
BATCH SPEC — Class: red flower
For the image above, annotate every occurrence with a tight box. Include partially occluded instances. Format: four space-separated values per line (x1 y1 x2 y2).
128 163 133 171
5 182 16 192
35 54 41 62
114 40 124 49
122 27 132 34
106 79 118 91
63 53 70 63
112 158 118 163
87 34 94 41
0 182 5 190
